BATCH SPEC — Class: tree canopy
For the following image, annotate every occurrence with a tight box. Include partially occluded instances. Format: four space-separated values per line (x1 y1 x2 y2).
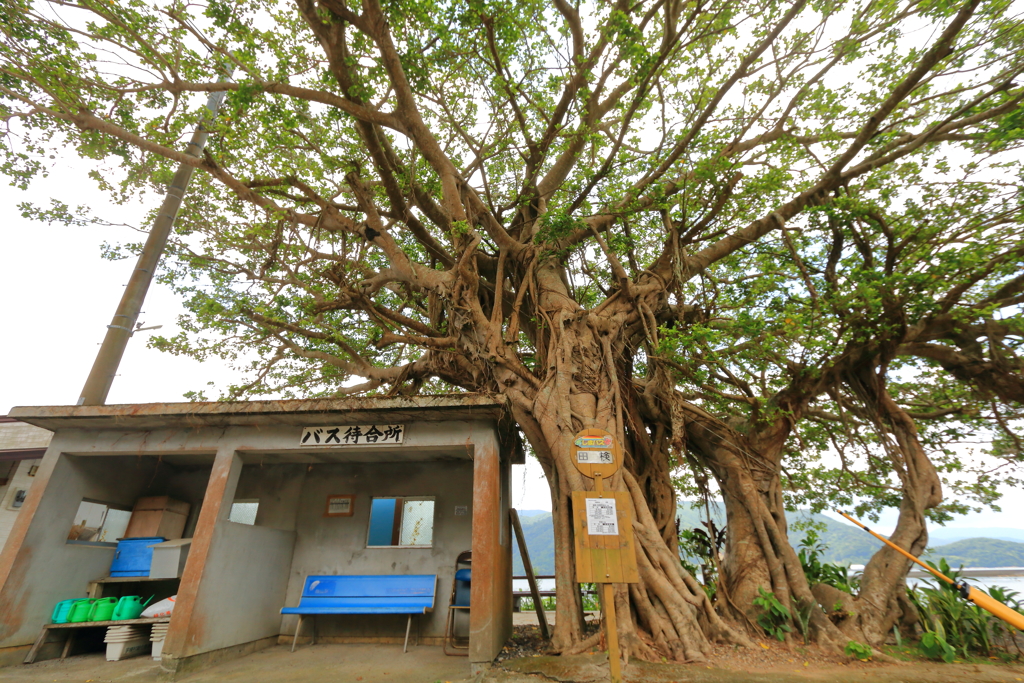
3 0 1023 659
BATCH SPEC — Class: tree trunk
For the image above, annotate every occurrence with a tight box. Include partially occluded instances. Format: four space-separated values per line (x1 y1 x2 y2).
839 370 942 645
507 302 751 661
679 408 847 646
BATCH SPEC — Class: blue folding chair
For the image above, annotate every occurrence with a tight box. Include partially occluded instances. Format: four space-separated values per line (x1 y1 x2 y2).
443 551 472 655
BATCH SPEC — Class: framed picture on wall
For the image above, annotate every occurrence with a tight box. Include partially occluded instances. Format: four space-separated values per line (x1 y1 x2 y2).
325 494 355 517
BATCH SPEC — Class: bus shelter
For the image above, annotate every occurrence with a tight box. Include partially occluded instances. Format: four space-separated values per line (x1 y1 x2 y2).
0 395 518 673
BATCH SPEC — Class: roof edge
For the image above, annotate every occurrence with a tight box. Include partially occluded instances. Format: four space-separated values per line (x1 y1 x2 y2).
9 394 508 429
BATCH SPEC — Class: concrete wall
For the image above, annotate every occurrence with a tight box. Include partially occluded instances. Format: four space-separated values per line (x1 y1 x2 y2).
234 463 307 532
0 451 211 650
167 460 299 659
0 459 41 553
180 520 295 656
0 421 52 553
280 460 474 641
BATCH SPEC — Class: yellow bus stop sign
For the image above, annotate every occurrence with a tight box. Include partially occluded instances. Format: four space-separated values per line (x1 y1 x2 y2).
569 428 637 683
570 428 638 583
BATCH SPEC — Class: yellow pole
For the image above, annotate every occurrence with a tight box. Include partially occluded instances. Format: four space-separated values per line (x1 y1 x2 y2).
835 510 952 584
594 473 622 683
837 510 1024 631
966 586 1024 631
603 582 622 683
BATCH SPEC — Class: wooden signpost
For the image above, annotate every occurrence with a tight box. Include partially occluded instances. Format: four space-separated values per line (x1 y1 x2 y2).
570 428 638 683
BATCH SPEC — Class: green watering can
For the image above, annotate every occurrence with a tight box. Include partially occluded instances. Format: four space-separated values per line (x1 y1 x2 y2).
88 597 119 622
67 599 96 623
51 599 80 624
112 595 154 621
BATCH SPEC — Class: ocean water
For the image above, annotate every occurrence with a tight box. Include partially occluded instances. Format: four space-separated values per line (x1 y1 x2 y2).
908 573 1024 596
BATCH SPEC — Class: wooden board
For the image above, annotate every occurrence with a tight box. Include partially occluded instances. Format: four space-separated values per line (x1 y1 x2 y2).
44 617 170 629
24 617 171 664
571 428 621 479
571 491 639 584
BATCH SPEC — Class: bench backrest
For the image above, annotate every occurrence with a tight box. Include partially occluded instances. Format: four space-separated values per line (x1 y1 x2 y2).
301 575 436 600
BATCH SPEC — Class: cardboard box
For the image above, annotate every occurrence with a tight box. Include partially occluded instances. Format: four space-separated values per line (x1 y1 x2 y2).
124 496 190 539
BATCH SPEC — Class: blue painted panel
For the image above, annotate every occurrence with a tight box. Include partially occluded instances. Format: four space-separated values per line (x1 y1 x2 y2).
301 575 435 598
282 597 433 615
367 498 397 546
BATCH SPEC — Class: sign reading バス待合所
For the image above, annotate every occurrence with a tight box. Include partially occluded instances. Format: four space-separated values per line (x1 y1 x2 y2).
300 424 404 446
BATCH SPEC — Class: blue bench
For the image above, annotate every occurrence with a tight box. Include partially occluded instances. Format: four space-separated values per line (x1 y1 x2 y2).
281 574 436 653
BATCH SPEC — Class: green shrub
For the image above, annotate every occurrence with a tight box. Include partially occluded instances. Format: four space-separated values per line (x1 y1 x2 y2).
797 528 858 592
753 587 792 642
919 631 956 663
794 599 815 644
909 558 1024 661
844 640 872 661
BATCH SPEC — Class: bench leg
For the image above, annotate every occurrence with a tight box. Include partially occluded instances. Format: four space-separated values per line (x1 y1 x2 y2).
291 616 303 653
24 627 50 664
61 630 76 661
312 615 316 647
404 615 412 654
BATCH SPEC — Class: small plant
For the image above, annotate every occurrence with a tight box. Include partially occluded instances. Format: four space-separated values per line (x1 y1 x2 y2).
919 631 956 663
797 527 858 592
753 587 792 642
844 640 872 661
906 558 1024 661
580 582 600 610
910 560 985 660
794 599 815 644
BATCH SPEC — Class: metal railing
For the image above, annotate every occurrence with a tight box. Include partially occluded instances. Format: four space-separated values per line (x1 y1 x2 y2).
511 575 598 611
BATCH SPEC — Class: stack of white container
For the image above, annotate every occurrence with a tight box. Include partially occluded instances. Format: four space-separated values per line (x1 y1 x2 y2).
104 625 151 661
150 622 170 660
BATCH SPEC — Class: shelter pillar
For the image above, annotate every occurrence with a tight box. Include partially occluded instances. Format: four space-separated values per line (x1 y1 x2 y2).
161 445 242 669
469 433 510 665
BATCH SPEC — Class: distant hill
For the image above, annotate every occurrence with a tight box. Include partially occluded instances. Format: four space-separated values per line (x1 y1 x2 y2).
512 510 555 576
923 538 1024 568
928 528 1024 545
510 504 1024 575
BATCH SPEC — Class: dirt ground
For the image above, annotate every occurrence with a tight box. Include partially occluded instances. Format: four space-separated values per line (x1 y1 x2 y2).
483 625 1024 683
488 652 1024 683
4 637 1024 683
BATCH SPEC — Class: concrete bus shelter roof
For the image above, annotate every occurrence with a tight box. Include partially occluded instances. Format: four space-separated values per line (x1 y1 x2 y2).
8 393 511 432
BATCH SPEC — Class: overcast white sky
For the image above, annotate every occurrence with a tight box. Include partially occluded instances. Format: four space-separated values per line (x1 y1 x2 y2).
2 153 1022 529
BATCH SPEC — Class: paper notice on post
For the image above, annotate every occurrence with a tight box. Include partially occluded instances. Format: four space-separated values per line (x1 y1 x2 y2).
585 497 619 535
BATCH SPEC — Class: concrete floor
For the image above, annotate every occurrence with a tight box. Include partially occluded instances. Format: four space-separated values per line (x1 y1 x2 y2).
3 644 473 683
